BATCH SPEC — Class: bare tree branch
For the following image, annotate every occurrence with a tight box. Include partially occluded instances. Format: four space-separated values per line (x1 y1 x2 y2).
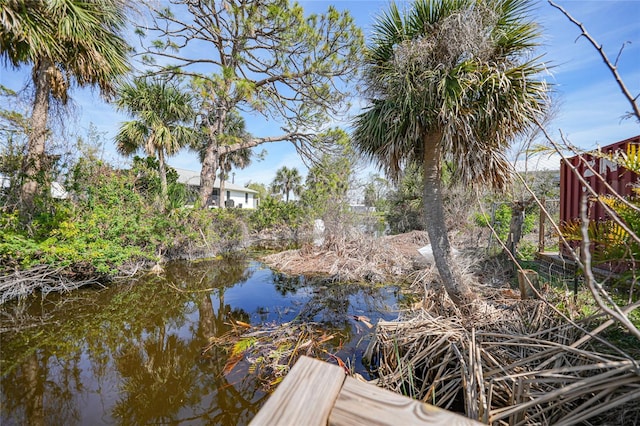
549 0 640 121
474 189 635 361
536 123 640 247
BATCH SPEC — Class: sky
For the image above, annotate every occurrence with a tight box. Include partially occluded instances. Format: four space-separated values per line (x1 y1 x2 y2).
1 0 639 191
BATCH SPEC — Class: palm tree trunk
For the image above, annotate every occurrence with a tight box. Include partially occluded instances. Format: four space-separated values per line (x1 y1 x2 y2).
198 292 217 339
21 59 52 213
422 132 475 307
157 148 168 205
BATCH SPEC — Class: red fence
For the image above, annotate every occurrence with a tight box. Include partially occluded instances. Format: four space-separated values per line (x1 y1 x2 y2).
559 135 640 225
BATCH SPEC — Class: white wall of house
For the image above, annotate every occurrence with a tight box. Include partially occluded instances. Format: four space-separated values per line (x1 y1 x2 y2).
175 168 258 208
218 188 257 208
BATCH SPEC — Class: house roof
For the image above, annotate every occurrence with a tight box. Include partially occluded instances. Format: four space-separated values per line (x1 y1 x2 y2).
173 167 257 193
512 153 561 173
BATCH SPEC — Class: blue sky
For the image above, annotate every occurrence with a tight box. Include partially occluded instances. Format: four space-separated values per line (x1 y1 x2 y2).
1 0 639 188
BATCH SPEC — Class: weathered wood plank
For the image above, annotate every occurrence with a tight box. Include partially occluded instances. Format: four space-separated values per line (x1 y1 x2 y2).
329 376 482 426
249 356 346 426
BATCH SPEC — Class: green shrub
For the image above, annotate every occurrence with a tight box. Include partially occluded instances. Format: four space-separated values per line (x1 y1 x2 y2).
0 166 158 274
250 196 304 232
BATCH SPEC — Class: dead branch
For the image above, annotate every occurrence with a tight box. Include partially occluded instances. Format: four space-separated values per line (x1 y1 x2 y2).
537 124 640 248
548 0 640 121
0 265 102 304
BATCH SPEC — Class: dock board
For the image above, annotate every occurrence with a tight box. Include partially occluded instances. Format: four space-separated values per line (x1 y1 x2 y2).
250 356 481 426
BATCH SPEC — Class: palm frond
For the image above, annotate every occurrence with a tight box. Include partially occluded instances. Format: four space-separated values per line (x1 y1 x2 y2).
115 120 150 156
115 77 195 160
353 0 549 190
0 0 131 97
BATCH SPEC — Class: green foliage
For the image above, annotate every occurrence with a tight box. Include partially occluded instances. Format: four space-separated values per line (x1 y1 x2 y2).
474 203 536 242
301 142 353 219
208 208 248 252
246 182 268 202
560 193 639 271
0 164 156 274
130 156 185 208
518 241 538 261
249 196 304 232
385 163 425 234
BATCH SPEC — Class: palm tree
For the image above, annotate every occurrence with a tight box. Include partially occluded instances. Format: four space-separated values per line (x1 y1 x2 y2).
0 0 131 211
115 78 194 204
353 0 548 307
271 166 303 202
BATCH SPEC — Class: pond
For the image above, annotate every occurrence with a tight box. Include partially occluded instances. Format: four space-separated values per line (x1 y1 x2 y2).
0 256 405 425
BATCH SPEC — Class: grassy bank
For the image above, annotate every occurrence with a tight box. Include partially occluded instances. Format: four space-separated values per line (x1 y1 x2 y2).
0 160 310 303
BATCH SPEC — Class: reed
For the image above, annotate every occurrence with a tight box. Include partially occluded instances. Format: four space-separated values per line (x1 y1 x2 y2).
365 299 640 425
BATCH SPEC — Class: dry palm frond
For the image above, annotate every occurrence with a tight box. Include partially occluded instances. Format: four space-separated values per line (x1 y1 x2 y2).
366 305 640 425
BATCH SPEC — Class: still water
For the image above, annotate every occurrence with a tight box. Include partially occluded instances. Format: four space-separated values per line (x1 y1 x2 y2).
0 256 403 425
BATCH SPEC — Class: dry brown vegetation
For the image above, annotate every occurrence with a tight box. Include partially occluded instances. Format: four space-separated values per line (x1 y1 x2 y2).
366 297 640 425
0 265 105 304
259 229 640 425
263 230 430 283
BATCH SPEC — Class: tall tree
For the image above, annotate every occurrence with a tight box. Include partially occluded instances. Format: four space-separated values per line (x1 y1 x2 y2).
115 78 194 204
139 0 363 207
0 0 131 212
271 166 302 202
193 111 252 207
353 0 548 306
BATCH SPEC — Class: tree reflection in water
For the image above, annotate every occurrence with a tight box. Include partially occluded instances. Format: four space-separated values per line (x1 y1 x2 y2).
0 256 399 425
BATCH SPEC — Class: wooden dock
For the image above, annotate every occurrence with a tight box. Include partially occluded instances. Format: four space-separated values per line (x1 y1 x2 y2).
249 355 481 426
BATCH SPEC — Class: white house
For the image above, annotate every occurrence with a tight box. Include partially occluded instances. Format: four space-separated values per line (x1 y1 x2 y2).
174 167 258 209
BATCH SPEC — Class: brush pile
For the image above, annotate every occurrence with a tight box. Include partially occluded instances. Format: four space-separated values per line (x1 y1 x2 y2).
263 230 429 282
365 298 640 425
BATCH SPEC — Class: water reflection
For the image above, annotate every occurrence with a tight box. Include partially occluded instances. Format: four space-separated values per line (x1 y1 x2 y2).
1 257 400 425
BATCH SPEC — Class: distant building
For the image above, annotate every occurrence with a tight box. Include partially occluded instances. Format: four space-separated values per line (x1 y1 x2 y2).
513 152 562 173
174 167 258 208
